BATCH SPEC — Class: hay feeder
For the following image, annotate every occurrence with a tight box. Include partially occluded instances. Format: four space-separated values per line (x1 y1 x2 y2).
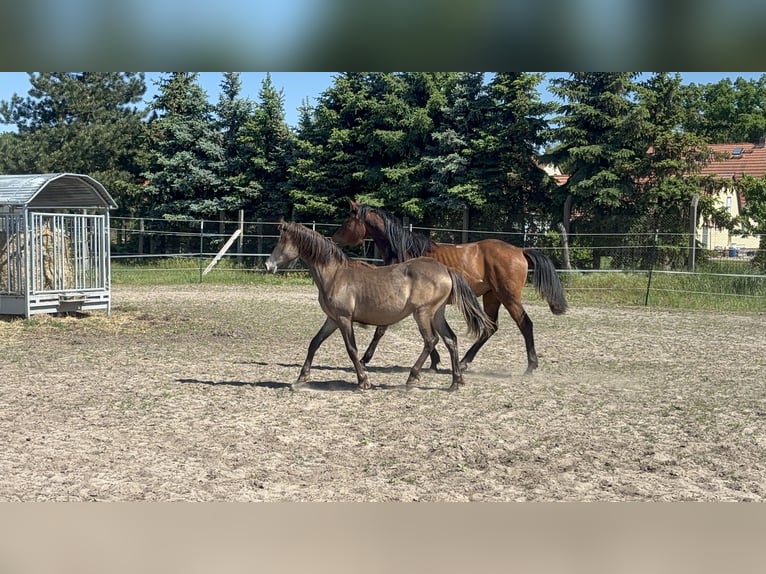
0 173 117 317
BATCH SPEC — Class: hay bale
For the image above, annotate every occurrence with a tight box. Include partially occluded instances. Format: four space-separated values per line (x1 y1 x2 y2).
0 222 74 293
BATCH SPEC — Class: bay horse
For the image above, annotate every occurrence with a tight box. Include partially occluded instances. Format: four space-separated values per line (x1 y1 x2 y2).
332 200 568 374
265 221 495 391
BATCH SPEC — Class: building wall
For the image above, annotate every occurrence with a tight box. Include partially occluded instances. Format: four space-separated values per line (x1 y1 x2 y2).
697 185 760 255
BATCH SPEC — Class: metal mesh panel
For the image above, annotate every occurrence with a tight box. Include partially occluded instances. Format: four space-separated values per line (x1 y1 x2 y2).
0 213 25 294
29 213 108 293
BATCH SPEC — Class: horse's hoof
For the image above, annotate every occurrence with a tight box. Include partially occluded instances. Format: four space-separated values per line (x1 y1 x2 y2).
406 374 421 386
448 382 460 392
458 362 469 373
291 381 307 391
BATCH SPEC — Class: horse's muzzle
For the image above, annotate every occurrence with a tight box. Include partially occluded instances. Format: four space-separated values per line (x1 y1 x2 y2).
265 259 278 273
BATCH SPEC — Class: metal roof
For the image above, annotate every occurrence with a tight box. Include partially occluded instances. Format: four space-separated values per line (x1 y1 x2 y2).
0 173 117 209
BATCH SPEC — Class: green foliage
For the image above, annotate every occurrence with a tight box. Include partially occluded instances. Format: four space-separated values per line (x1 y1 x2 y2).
733 175 766 268
0 72 148 214
215 72 261 216
1 71 764 246
141 73 226 219
681 76 766 143
239 73 295 220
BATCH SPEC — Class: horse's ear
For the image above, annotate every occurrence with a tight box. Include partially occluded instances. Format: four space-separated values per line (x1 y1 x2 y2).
349 198 360 212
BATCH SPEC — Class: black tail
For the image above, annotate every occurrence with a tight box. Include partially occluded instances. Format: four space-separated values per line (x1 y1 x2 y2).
448 269 496 339
523 249 568 315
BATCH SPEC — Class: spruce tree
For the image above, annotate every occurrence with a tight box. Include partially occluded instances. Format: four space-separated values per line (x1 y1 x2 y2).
141 72 225 219
544 72 642 267
420 72 485 230
0 72 147 214
214 72 260 214
479 72 557 233
240 73 295 221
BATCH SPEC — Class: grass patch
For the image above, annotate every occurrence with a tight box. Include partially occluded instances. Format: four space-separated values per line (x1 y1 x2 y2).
557 270 766 312
111 258 765 312
112 257 313 287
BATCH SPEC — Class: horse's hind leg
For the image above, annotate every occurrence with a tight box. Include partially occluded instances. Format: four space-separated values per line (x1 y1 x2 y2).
432 306 463 391
428 347 441 371
508 302 537 375
495 294 537 374
296 318 338 387
459 292 500 371
363 325 440 372
407 309 439 387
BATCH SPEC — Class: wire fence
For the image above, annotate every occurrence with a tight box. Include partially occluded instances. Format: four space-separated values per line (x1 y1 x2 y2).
109 215 766 310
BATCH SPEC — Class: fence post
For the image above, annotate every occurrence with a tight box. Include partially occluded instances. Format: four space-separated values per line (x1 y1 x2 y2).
237 209 244 265
644 229 659 306
256 221 263 262
199 220 204 283
138 218 144 255
462 207 469 243
558 222 571 270
689 194 699 272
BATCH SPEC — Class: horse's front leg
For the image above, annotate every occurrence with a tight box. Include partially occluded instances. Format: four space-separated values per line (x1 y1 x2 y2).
295 318 338 388
361 325 387 364
337 317 370 390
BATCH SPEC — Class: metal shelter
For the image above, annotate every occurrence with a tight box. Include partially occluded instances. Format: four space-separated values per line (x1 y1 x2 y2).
0 173 117 316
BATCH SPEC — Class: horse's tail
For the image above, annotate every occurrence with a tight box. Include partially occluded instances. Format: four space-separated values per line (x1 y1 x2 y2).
448 269 496 340
523 249 568 315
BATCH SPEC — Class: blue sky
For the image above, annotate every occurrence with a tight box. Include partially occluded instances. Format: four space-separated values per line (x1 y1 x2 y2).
1 72 764 133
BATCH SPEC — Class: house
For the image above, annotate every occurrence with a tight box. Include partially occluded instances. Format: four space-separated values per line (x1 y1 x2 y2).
697 140 766 255
543 141 764 257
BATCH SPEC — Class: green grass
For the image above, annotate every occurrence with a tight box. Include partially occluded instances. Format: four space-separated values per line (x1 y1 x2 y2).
558 270 766 312
111 257 313 287
111 257 765 312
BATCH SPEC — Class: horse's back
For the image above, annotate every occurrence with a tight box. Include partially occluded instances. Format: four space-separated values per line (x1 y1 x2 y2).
428 239 528 294
327 259 450 325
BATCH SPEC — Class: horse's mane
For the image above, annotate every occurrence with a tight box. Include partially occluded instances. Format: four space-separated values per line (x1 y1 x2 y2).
356 204 433 262
281 221 349 266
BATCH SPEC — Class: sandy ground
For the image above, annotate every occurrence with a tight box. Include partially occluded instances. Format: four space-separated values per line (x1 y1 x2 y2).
0 283 764 501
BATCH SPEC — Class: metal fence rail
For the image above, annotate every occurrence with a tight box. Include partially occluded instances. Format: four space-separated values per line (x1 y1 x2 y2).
108 215 765 311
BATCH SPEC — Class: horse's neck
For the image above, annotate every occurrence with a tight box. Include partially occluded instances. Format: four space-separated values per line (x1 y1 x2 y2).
367 227 398 264
303 255 341 288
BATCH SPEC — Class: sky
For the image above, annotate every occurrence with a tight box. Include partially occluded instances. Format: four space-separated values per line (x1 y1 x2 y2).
1 72 764 133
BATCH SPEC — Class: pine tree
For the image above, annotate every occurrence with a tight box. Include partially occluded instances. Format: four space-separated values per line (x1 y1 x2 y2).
141 72 225 219
479 72 557 233
421 72 485 229
214 72 260 214
0 72 147 213
240 73 295 220
288 72 442 222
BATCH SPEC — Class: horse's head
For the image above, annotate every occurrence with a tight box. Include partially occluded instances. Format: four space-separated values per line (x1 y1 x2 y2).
265 220 300 273
331 199 368 247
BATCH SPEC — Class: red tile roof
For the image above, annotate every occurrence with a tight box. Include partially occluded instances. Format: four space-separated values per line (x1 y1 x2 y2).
700 141 766 179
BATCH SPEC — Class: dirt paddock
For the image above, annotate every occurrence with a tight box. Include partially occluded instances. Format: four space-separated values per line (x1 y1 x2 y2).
1 284 764 501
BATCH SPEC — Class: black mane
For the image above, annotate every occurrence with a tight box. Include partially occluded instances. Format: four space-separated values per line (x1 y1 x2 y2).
356 205 433 262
